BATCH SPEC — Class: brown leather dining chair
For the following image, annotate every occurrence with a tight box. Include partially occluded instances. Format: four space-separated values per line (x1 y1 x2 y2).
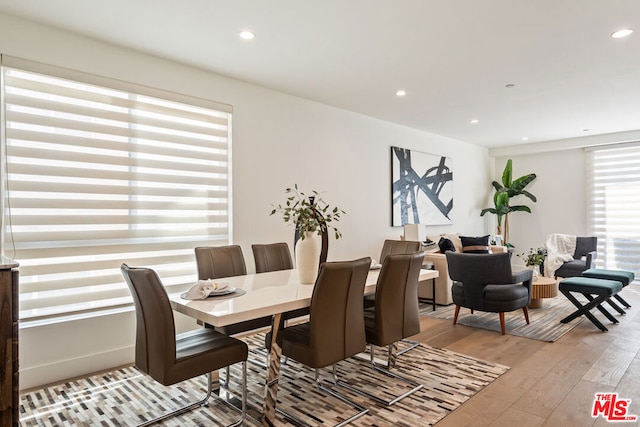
195 245 247 280
195 245 273 336
364 240 421 308
252 242 293 273
365 240 423 356
379 239 422 264
339 252 425 406
121 264 248 427
273 257 372 426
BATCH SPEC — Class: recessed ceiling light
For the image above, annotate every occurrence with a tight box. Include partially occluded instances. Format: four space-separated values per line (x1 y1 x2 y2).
239 30 255 40
611 28 633 38
583 128 590 132
505 84 515 88
395 90 407 97
522 137 529 141
469 119 479 124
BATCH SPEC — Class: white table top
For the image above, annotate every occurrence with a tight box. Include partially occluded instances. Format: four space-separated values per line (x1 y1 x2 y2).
170 268 438 327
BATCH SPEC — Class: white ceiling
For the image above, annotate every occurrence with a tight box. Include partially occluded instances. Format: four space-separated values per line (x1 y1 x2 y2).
1 0 639 148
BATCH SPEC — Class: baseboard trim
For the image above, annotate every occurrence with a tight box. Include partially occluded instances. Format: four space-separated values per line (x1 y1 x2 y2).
20 345 134 391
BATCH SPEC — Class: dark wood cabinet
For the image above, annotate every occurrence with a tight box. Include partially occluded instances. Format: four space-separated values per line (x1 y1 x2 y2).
0 258 19 426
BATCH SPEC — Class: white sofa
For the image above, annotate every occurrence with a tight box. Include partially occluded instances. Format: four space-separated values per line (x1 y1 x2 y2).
418 233 507 305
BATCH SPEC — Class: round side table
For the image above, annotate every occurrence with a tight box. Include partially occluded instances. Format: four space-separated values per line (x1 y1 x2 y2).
530 276 558 308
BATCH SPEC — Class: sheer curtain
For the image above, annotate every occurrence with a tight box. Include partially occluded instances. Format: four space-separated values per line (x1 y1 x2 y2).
1 55 232 324
586 142 640 282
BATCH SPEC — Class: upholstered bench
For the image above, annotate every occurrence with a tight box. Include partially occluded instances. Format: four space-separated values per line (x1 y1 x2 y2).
582 268 634 309
559 277 622 332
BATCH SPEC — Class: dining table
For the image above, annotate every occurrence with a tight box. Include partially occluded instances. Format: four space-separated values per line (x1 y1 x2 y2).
169 266 439 426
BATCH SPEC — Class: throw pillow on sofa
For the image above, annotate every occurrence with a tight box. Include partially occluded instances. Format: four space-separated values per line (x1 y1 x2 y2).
438 237 456 253
460 235 491 253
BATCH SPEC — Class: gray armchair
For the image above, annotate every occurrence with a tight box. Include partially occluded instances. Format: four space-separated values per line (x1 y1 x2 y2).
549 236 597 278
446 252 533 335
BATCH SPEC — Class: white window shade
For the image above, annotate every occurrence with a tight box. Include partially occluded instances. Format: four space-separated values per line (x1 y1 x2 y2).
1 56 232 323
586 142 640 281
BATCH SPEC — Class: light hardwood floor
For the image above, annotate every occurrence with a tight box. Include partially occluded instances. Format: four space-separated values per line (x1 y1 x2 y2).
416 284 640 427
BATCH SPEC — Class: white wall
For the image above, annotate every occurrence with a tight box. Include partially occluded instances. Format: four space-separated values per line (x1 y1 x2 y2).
1 13 495 389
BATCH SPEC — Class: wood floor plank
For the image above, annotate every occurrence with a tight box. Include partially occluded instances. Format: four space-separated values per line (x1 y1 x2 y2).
544 379 611 427
611 352 640 407
488 407 545 427
433 393 516 427
582 337 640 387
509 336 609 417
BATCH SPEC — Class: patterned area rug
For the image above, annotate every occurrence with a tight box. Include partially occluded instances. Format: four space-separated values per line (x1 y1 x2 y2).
421 296 584 342
20 334 509 426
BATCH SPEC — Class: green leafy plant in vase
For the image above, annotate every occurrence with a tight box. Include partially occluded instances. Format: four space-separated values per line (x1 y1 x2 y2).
516 247 546 267
516 247 546 278
271 185 345 283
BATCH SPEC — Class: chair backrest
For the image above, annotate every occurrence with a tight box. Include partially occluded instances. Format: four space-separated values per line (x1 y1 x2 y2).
195 245 247 280
446 252 514 304
252 242 294 273
372 252 424 345
121 264 176 382
379 239 421 264
308 257 371 366
574 236 597 258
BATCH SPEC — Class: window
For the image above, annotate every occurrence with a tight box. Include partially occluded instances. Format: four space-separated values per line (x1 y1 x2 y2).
586 142 640 281
1 56 232 324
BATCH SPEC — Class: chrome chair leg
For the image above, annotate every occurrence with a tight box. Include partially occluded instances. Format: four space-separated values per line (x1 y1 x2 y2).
220 365 231 387
215 362 258 424
235 360 247 427
317 367 370 427
138 363 246 427
398 338 420 356
137 372 214 427
275 366 369 427
336 345 424 406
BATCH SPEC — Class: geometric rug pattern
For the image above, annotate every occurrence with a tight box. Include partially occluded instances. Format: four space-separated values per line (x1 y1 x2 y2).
19 334 509 426
421 296 585 342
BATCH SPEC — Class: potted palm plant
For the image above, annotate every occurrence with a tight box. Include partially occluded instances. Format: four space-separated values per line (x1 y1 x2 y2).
480 159 536 246
271 185 345 283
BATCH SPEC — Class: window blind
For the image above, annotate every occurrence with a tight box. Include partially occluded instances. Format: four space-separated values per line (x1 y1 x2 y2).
1 56 232 323
586 142 640 282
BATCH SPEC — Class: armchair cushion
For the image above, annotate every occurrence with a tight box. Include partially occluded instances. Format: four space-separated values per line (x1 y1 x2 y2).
483 283 530 312
555 259 592 277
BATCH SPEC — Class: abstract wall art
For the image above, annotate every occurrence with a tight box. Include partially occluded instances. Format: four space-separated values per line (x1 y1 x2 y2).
391 146 453 226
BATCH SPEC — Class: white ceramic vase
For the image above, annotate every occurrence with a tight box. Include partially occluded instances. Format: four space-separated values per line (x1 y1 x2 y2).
295 231 321 284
